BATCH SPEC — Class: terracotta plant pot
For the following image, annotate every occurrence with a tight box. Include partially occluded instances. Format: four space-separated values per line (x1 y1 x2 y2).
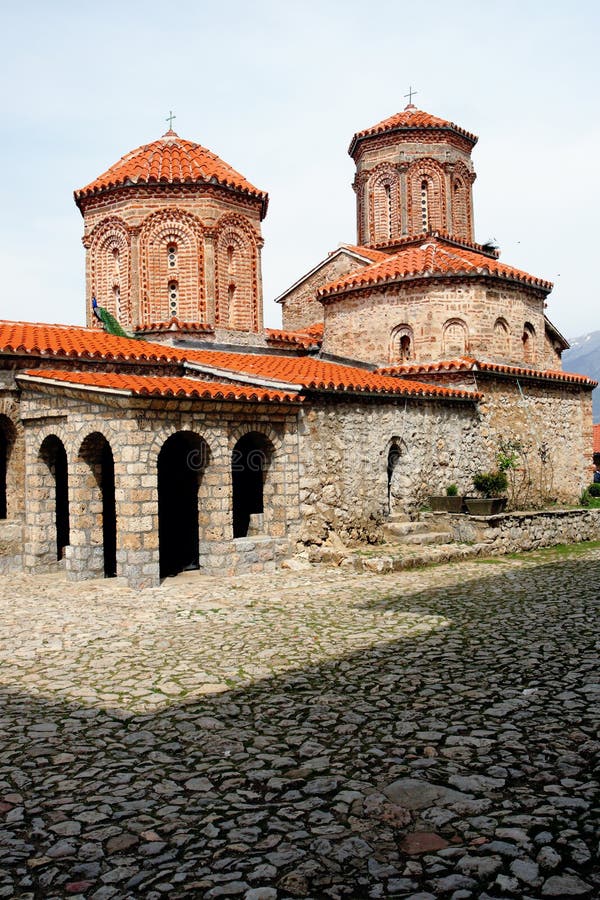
465 497 507 516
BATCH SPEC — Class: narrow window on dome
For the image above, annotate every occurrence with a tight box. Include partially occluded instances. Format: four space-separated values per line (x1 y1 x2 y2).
112 247 120 275
228 283 236 309
420 180 429 233
384 183 393 239
113 285 121 318
227 245 234 271
167 244 177 268
168 281 178 317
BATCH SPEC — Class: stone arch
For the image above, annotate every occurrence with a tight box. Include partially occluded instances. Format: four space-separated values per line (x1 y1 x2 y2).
215 215 259 331
0 413 22 521
390 324 414 363
451 161 473 240
89 218 130 326
522 321 536 364
367 164 400 244
157 430 211 578
231 430 276 538
140 209 204 323
408 158 446 234
38 434 70 562
493 317 511 358
75 432 117 578
442 318 469 357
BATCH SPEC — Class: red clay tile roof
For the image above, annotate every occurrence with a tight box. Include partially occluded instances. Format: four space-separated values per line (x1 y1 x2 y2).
377 357 597 387
0 320 184 363
0 321 181 362
265 322 324 351
183 347 480 400
594 423 600 453
75 130 268 217
349 105 478 156
133 318 215 334
19 369 300 404
318 235 553 298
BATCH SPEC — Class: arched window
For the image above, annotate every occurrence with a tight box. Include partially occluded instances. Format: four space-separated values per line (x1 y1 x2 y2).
112 247 120 275
227 245 234 269
228 283 236 311
493 318 510 358
420 179 429 232
443 319 468 357
113 285 121 318
390 325 414 363
167 244 177 268
168 281 178 317
522 322 536 364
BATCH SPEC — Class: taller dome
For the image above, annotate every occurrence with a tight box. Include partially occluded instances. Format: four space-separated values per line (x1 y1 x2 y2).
75 130 268 337
349 104 477 248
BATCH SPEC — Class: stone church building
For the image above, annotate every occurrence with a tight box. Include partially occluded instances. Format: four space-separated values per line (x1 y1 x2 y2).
0 104 595 587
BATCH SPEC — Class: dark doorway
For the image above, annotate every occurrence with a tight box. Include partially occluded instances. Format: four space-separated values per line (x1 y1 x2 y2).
387 442 402 513
232 432 273 538
101 442 117 577
158 432 207 578
79 433 118 578
40 435 70 560
0 426 6 520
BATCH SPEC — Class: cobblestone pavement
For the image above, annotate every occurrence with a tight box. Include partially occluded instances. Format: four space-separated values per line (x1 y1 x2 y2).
0 546 599 900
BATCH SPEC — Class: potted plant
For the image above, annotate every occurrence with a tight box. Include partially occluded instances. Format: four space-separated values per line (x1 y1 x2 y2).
428 483 464 513
466 470 508 516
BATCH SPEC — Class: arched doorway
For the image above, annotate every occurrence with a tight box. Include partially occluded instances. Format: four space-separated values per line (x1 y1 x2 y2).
78 433 117 578
0 415 17 520
387 442 402 514
232 432 274 538
158 432 209 578
39 435 70 561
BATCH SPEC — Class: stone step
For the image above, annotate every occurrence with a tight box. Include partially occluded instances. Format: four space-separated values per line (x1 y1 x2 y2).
343 541 490 574
383 520 431 537
402 531 454 546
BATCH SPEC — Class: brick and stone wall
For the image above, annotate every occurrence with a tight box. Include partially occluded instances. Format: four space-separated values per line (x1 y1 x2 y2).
80 185 264 334
321 279 555 369
279 251 373 333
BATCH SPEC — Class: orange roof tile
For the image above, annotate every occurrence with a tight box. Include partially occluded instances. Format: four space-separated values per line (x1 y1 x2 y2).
182 347 480 400
318 235 553 298
594 424 600 454
349 105 478 155
377 357 597 387
265 322 324 351
0 321 181 362
19 369 300 404
0 320 184 363
75 130 268 216
339 244 390 263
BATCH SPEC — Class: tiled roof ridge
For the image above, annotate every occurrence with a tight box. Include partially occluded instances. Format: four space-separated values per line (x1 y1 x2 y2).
377 357 597 386
133 318 215 333
349 105 478 156
74 133 267 211
318 236 553 299
338 243 390 263
265 322 324 350
369 232 500 259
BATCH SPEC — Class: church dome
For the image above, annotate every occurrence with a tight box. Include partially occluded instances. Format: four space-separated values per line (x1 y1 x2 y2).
349 104 478 157
75 130 268 216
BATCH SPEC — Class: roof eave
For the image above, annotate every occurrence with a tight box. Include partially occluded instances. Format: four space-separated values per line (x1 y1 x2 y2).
349 123 478 158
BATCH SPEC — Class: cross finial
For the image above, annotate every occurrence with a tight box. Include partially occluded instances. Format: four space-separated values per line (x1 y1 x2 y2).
166 110 176 131
404 86 418 106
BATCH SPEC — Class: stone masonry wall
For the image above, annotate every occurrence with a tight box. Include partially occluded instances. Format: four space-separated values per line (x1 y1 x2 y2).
295 396 480 542
280 251 371 333
18 386 300 588
321 279 552 369
448 507 600 554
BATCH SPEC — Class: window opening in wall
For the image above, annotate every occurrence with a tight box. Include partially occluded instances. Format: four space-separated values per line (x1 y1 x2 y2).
400 334 411 361
228 283 236 311
384 183 393 239
227 245 234 270
113 285 121 318
112 247 120 274
167 244 177 268
420 179 429 232
522 324 535 363
387 443 401 514
168 281 178 317
232 432 273 538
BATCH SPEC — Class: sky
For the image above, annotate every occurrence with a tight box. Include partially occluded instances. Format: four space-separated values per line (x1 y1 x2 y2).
0 0 598 339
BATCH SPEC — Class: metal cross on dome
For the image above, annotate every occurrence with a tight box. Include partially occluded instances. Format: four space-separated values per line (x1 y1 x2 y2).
166 110 176 130
404 86 418 105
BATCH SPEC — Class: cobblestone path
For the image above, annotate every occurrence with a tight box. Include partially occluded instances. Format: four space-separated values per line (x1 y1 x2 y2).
0 546 598 899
